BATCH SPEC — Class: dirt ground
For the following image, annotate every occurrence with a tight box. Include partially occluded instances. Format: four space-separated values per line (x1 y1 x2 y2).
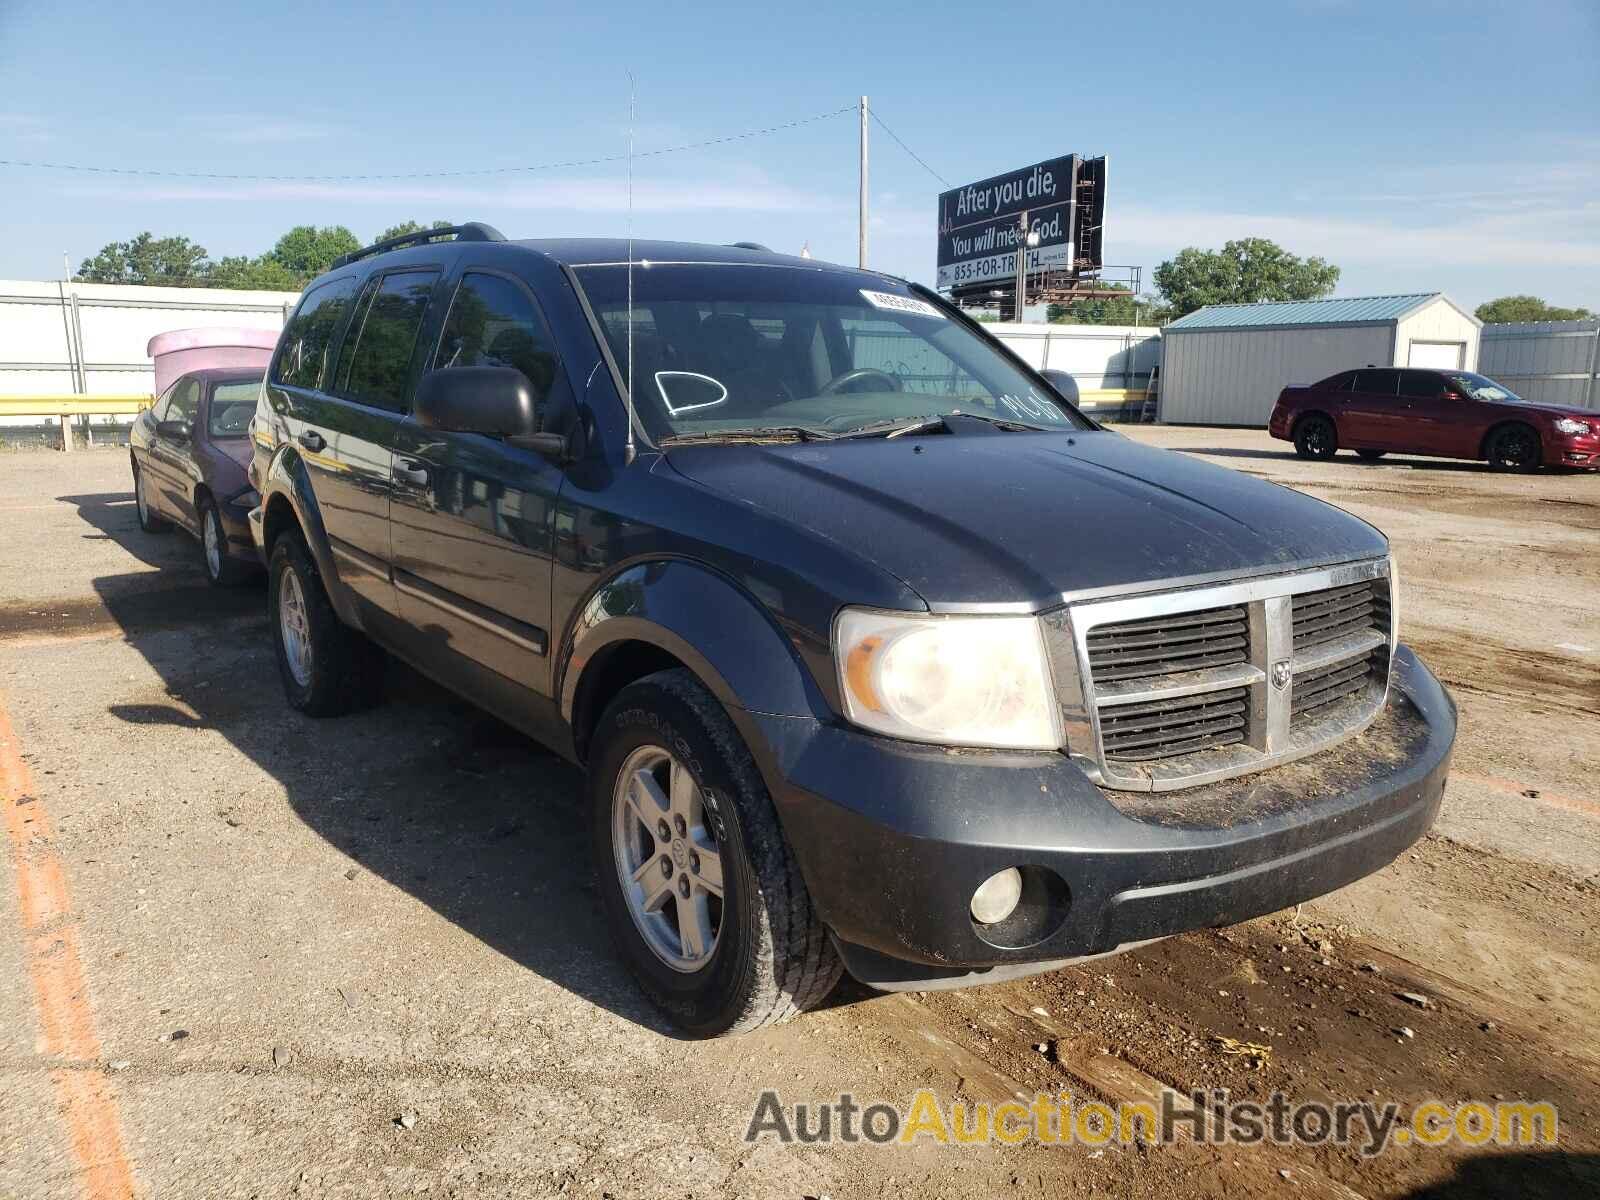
1 431 1596 1199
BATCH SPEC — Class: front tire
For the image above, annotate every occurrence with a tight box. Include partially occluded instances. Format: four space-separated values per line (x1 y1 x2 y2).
199 496 250 587
1293 415 1338 461
590 669 841 1036
268 530 384 716
132 461 171 533
1486 425 1541 473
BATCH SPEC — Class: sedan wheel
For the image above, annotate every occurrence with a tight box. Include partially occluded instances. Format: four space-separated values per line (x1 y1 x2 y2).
1293 416 1338 461
611 744 725 971
1488 426 1541 473
133 462 170 533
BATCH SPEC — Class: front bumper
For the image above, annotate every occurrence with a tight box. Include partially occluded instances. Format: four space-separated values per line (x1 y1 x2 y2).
1545 431 1600 468
754 645 1454 989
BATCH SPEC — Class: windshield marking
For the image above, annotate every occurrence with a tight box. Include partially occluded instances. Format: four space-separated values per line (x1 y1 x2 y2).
654 371 730 415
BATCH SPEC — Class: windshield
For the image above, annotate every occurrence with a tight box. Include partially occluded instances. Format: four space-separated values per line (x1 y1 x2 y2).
208 379 260 437
574 263 1089 440
1445 371 1522 403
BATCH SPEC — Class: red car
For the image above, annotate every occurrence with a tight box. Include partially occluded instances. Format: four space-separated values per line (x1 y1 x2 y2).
1269 367 1600 472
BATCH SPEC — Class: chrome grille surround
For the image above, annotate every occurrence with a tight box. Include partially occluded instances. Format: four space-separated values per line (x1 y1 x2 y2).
1047 558 1394 792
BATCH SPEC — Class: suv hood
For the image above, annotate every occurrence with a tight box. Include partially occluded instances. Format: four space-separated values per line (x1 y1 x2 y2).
665 430 1388 610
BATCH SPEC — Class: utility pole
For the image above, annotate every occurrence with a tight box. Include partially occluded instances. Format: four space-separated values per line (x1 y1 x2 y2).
1014 209 1029 322
858 96 869 269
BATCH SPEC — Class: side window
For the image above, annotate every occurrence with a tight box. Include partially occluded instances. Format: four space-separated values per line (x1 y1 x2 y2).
271 277 359 390
167 377 201 424
1398 371 1443 398
148 381 178 422
1315 371 1356 391
342 271 440 412
433 272 561 422
331 277 380 395
1353 369 1400 397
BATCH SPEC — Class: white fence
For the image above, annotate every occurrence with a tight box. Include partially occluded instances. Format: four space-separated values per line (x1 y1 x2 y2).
0 279 298 426
984 322 1161 393
1478 319 1600 412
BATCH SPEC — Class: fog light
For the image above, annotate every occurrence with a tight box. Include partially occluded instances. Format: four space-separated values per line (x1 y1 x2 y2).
970 867 1023 925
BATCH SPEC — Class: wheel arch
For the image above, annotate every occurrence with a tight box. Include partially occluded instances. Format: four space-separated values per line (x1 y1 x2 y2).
259 449 356 623
1291 408 1336 436
560 560 830 765
1479 419 1541 460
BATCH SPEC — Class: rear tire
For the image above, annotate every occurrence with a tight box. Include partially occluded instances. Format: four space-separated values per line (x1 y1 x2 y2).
268 529 385 716
199 496 250 587
1355 449 1386 462
1486 424 1541 473
132 461 171 533
589 669 842 1036
1293 415 1338 461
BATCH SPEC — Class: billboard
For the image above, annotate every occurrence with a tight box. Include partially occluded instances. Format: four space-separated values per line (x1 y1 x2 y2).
936 155 1104 290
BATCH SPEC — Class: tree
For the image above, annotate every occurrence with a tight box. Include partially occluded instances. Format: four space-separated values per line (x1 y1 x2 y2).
1153 238 1340 318
78 232 210 285
207 254 302 291
1048 284 1171 326
376 219 455 243
1475 294 1593 324
267 225 360 280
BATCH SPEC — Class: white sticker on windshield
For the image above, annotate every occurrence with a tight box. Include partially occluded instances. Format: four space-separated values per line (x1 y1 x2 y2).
859 289 945 320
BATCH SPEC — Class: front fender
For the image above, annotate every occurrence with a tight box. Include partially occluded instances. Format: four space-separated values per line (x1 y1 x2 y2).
260 446 358 625
559 559 832 731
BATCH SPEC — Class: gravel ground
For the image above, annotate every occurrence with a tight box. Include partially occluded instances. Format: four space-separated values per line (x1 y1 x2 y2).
0 434 1596 1199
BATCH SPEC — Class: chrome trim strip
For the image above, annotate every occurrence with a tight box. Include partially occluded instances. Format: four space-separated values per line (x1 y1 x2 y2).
1292 628 1387 675
393 568 548 656
328 536 389 581
1095 661 1264 707
1043 549 1389 611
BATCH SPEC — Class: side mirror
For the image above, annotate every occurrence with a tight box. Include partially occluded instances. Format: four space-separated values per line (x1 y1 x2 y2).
156 419 191 441
416 366 537 437
1039 369 1080 405
415 365 584 463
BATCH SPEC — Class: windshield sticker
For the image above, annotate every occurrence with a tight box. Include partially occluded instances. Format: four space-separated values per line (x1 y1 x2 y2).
999 391 1070 424
655 371 729 415
859 290 945 320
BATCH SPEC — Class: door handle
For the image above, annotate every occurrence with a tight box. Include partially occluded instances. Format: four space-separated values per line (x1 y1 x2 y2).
393 458 430 487
298 429 326 452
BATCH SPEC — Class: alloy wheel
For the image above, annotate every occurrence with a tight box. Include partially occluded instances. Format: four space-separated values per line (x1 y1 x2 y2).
611 744 725 972
204 509 222 579
278 565 314 687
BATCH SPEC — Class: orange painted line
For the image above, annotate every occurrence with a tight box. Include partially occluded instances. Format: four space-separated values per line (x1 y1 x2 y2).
0 691 138 1200
1452 770 1600 820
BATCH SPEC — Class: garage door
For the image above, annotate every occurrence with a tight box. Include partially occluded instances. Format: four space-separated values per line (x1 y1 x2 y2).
1408 341 1465 369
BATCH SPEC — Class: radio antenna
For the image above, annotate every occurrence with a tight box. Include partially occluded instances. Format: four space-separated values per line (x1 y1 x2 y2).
624 71 637 465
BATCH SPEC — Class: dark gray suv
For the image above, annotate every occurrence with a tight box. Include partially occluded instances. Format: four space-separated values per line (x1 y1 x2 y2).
249 224 1456 1036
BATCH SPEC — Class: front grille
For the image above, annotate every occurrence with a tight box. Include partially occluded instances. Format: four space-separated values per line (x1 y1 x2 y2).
1060 561 1394 791
1291 652 1382 723
1101 686 1249 762
1087 604 1248 683
1293 580 1385 653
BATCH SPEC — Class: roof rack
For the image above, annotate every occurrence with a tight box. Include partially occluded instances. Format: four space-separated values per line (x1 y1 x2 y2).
332 222 506 268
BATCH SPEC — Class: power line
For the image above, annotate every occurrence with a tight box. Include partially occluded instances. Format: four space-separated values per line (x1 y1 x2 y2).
869 110 950 188
0 104 856 183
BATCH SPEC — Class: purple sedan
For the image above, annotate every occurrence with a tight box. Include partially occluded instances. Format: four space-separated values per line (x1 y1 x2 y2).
129 368 264 585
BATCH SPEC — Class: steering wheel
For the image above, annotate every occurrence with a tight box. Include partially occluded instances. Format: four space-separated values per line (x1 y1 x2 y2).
818 367 903 396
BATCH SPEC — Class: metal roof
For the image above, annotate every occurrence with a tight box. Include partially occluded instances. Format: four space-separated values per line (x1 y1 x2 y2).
1165 293 1442 332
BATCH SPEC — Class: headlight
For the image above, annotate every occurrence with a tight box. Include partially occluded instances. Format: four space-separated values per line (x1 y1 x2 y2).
834 608 1062 749
1554 417 1591 436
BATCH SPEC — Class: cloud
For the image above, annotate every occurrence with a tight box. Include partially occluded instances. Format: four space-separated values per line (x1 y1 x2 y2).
1112 202 1600 270
63 171 839 215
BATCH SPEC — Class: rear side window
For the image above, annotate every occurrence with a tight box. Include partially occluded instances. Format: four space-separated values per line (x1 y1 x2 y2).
1398 371 1443 398
331 277 380 394
272 277 358 390
342 271 440 412
433 272 561 417
1314 371 1356 391
1353 369 1400 396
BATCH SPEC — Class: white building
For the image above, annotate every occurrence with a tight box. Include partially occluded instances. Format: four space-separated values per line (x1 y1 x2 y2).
1478 318 1600 412
1159 293 1481 426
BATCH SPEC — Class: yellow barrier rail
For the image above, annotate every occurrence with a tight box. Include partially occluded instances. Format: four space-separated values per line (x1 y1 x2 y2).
0 395 152 417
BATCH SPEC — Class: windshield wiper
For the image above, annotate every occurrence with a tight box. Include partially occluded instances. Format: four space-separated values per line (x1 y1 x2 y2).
834 411 1050 440
660 425 837 445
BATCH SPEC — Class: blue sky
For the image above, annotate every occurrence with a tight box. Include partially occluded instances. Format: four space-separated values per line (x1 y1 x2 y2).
1 0 1595 309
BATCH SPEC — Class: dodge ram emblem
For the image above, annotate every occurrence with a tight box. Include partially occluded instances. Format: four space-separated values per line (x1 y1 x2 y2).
1271 659 1292 690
